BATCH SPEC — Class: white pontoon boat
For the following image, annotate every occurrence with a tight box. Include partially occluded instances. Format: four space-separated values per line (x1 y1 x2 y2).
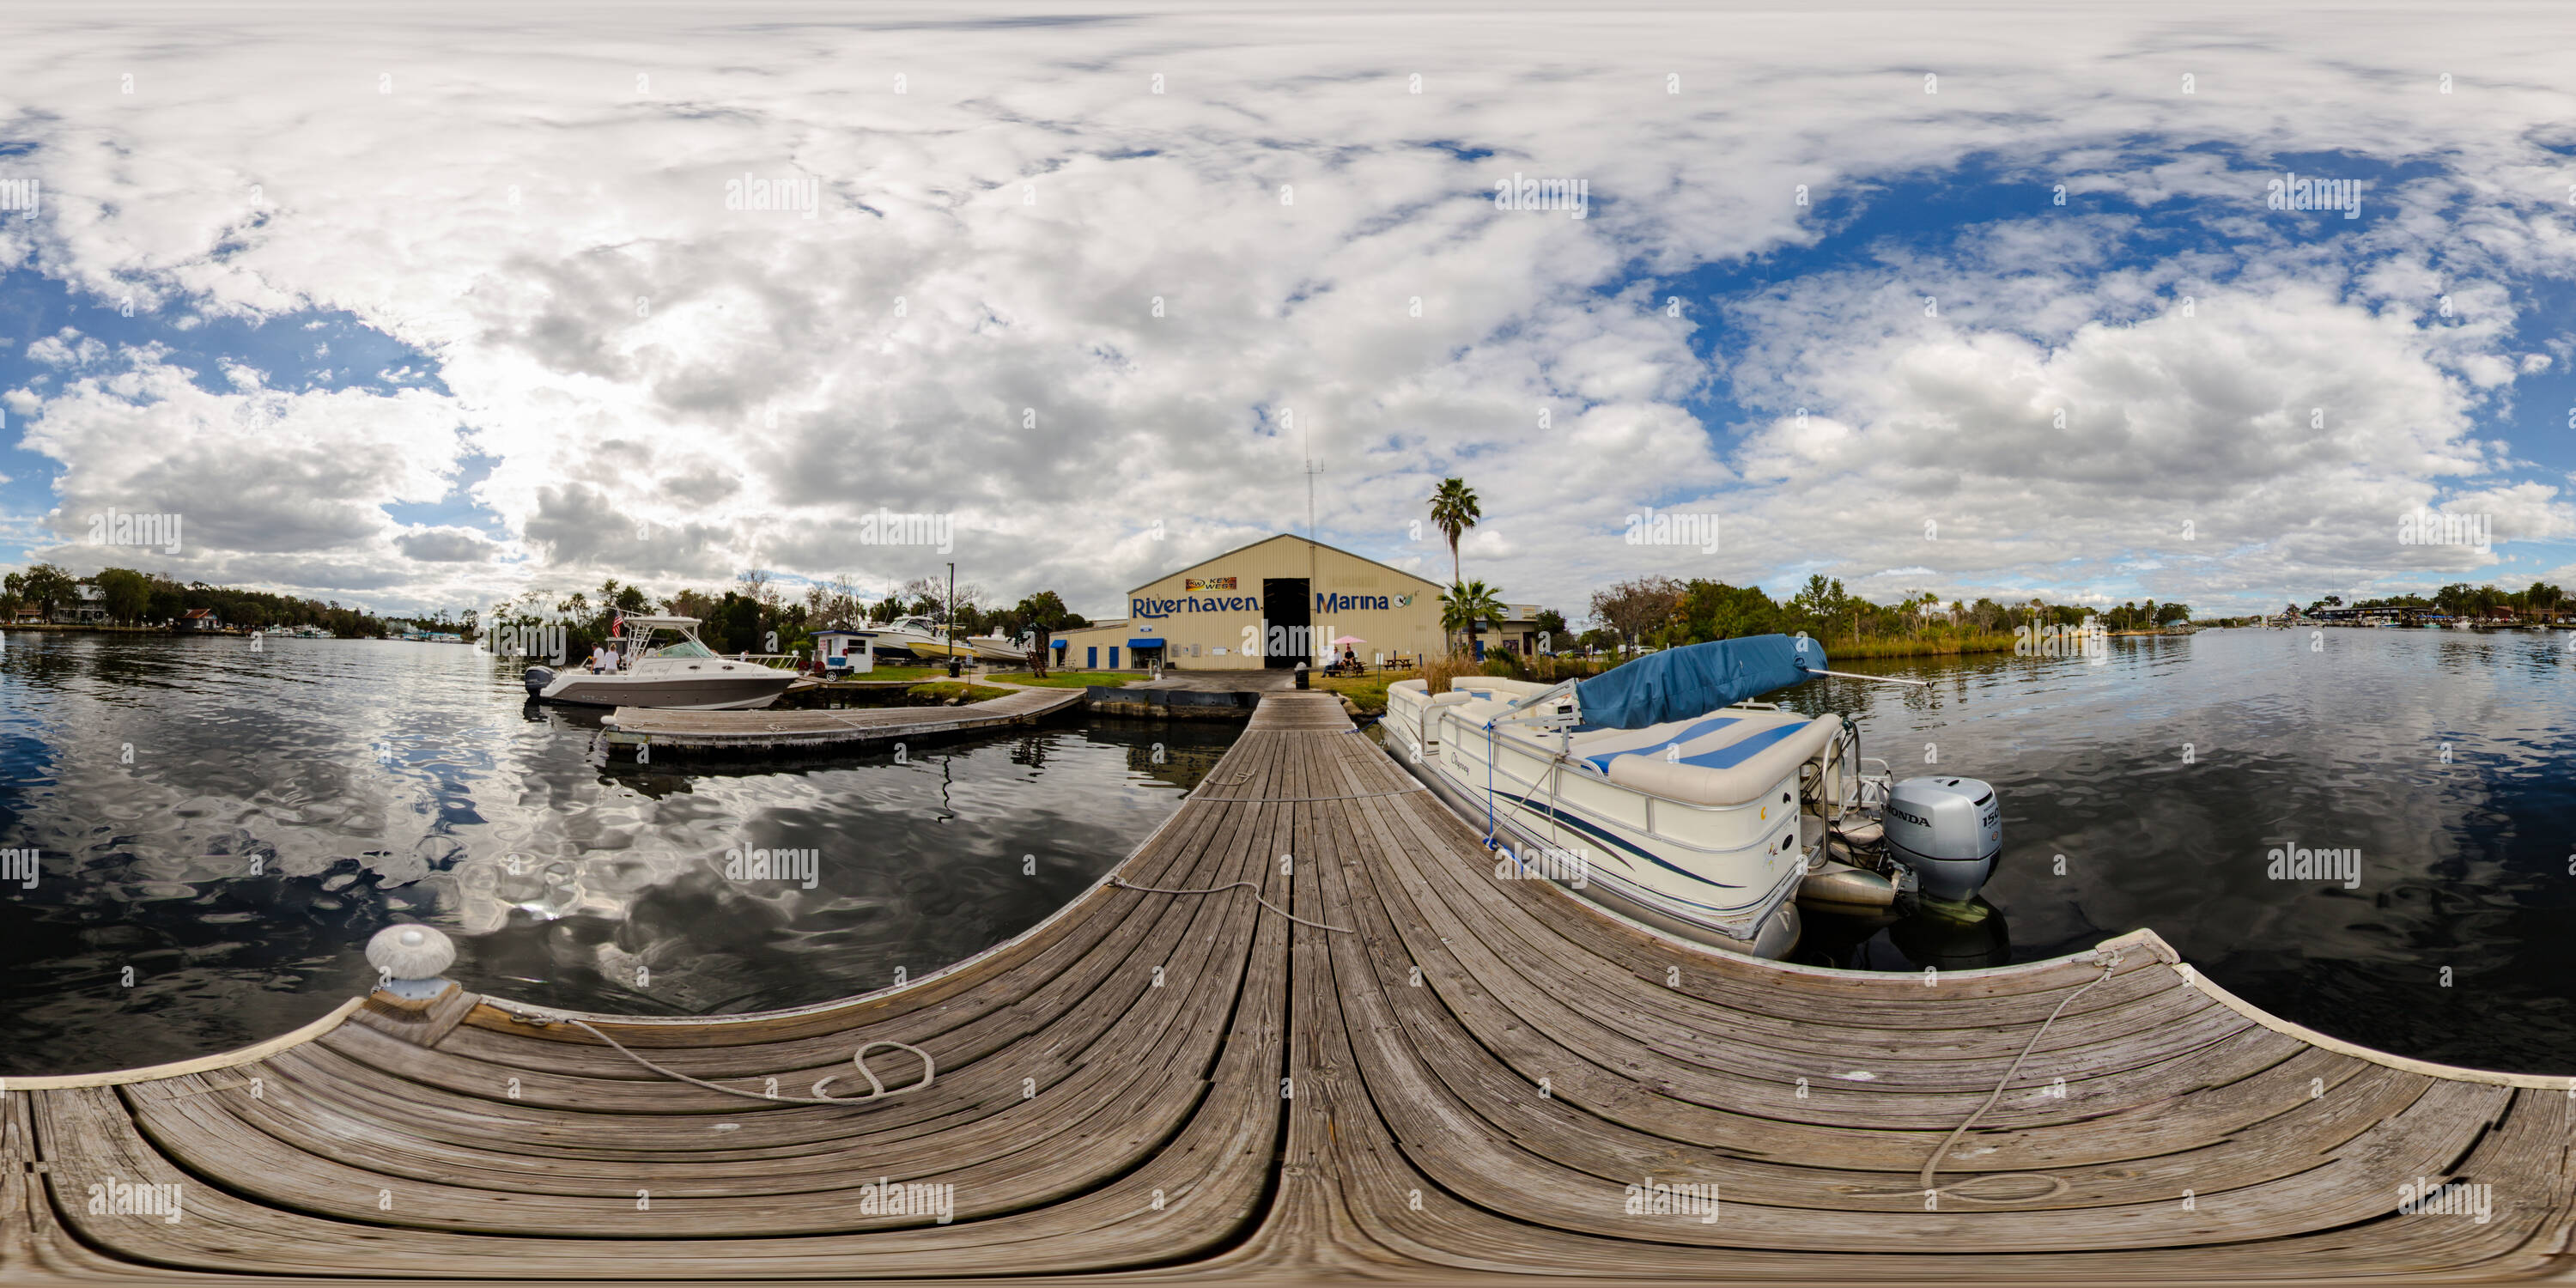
1382 635 2002 958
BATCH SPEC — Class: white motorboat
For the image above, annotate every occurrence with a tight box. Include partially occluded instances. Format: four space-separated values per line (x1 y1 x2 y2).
964 633 1030 664
853 615 974 662
521 615 797 710
1382 635 2002 959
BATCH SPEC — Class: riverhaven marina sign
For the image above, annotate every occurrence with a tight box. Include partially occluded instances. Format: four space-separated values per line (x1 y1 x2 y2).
1048 534 1448 671
1133 591 1404 619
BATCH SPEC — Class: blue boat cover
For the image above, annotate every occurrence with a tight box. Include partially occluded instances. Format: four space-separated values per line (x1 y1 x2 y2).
1574 635 1826 730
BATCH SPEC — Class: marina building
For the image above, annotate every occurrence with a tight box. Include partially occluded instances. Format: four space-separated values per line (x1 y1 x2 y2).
1048 534 1446 671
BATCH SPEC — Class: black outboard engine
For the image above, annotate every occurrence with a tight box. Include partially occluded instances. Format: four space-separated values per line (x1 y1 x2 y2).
523 665 555 698
1881 776 2002 902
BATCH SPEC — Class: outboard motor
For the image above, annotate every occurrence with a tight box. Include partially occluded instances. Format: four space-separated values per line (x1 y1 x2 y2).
1881 776 2001 902
523 665 555 698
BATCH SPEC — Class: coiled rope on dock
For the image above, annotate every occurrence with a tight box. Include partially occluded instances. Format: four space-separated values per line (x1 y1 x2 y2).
506 1012 935 1106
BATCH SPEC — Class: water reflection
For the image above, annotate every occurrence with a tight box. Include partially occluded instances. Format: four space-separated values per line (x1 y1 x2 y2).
1767 628 2576 1071
0 634 1234 1075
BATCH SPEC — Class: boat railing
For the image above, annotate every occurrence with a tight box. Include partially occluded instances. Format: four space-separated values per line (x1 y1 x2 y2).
1443 712 1791 860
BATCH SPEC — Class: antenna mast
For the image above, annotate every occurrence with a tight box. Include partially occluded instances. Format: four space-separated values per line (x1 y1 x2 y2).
1304 424 1323 665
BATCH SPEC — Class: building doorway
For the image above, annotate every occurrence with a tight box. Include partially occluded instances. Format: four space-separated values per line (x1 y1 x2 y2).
1261 577 1309 670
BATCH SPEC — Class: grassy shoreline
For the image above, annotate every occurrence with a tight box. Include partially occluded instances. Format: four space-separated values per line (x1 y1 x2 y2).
1817 633 2020 659
982 670 1152 689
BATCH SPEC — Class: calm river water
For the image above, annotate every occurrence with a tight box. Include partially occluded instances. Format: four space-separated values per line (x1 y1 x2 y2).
0 634 1230 1077
3 627 2571 1076
1769 626 2576 1073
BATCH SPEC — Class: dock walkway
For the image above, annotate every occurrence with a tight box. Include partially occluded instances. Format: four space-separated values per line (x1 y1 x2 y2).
4 690 2570 1282
601 683 1083 755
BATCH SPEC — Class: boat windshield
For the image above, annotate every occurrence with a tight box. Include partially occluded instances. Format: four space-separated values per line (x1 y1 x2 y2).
652 639 717 659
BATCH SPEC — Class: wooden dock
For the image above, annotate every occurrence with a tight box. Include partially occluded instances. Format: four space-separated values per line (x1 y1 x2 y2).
600 684 1084 755
5 690 2570 1282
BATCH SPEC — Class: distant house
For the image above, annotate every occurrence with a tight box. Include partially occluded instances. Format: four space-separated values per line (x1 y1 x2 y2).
70 584 111 624
1472 603 1548 657
9 605 42 625
180 608 222 630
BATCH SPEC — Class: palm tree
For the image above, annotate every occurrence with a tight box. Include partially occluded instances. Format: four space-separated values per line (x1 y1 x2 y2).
1440 580 1506 658
1428 478 1481 585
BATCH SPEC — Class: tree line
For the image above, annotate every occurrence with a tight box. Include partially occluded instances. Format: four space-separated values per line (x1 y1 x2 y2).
1583 574 2191 654
2 563 399 636
2323 582 2566 620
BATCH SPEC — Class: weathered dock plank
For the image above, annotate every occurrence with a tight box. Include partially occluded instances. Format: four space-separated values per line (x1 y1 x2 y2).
7 690 2572 1284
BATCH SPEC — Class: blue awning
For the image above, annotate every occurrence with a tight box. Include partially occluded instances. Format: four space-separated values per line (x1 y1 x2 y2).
1127 638 1166 649
1574 635 1826 730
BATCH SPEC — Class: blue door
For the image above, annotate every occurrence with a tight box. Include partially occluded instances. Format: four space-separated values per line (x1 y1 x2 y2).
1087 646 1097 668
1109 647 1121 669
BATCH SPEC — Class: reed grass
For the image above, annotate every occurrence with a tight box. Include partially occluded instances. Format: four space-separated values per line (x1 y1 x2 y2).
1820 632 2019 659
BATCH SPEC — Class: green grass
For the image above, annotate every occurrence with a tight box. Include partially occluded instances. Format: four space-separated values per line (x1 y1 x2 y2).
829 665 947 682
1818 633 2020 659
984 671 1152 689
1313 671 1417 714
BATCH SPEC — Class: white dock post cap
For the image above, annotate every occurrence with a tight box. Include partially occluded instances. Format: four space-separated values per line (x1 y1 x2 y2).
367 924 457 993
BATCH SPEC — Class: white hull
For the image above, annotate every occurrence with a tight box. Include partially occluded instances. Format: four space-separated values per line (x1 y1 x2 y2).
537 667 795 710
1382 677 1820 958
964 635 1028 663
855 619 973 661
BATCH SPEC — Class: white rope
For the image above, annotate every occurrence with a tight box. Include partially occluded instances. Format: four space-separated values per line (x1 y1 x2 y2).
1875 949 2124 1206
507 1012 934 1106
1109 876 1352 933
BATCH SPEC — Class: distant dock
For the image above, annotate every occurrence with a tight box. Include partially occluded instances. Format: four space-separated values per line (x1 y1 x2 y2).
600 685 1083 756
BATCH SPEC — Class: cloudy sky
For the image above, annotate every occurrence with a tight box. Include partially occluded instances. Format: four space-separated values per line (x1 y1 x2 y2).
2 0 2572 622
